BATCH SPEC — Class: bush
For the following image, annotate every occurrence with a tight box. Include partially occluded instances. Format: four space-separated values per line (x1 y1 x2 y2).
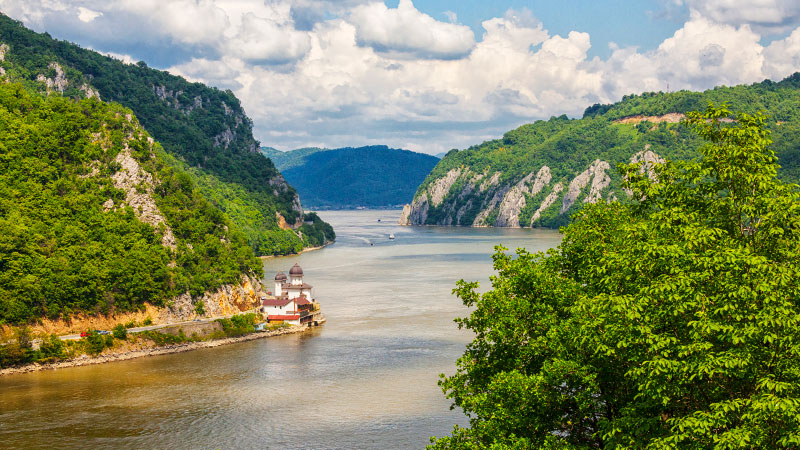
112 324 127 340
84 331 105 355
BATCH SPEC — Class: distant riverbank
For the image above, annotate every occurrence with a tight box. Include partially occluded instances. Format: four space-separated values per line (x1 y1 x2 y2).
0 325 310 377
260 240 333 260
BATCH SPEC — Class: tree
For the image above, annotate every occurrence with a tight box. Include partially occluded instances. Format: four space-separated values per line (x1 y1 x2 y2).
432 105 800 449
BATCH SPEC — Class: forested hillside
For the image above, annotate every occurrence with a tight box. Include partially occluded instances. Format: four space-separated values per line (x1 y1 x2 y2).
262 146 439 208
402 74 800 228
0 14 334 255
0 82 261 324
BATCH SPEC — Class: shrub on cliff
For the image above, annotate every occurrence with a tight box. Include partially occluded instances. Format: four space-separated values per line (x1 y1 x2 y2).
432 105 800 448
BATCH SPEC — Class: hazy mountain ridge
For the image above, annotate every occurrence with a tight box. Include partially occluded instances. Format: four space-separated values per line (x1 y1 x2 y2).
401 73 800 228
263 145 440 209
0 13 333 255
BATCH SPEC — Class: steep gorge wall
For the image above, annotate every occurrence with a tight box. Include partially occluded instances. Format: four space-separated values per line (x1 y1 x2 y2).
400 149 659 228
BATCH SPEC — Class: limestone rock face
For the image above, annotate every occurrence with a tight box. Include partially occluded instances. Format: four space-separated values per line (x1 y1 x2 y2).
36 62 69 93
429 168 462 207
110 129 177 249
161 275 266 323
561 160 610 213
495 166 551 227
532 183 564 224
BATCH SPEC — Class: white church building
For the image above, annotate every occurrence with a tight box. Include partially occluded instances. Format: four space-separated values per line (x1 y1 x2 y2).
260 263 322 327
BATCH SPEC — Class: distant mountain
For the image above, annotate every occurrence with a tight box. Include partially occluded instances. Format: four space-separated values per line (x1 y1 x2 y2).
0 13 333 256
401 74 800 228
262 146 440 209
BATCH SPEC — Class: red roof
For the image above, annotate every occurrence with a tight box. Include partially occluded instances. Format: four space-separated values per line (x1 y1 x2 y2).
294 296 312 306
268 314 300 321
262 298 292 307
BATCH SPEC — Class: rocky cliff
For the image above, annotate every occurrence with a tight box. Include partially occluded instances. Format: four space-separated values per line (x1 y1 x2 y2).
400 150 656 228
402 73 800 228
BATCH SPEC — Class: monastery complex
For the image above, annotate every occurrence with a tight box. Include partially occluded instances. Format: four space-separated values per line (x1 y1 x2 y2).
260 263 325 327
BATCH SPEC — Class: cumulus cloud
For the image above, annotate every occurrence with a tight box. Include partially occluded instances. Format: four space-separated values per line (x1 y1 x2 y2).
228 12 311 64
671 0 800 34
348 0 475 59
3 1 800 155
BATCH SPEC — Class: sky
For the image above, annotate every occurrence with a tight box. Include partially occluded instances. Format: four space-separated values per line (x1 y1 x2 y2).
2 1 800 155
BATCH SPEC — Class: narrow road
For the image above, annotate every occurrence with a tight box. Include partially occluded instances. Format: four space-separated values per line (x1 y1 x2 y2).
58 313 249 341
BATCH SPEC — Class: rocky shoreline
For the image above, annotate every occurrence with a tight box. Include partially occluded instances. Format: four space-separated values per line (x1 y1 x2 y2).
0 325 311 377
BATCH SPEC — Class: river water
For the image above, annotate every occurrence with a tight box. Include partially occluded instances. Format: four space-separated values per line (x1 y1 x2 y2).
0 210 561 449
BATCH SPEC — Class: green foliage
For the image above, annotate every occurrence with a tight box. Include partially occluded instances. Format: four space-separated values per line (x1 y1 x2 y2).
112 324 127 340
216 313 258 337
84 331 106 355
269 146 440 208
0 82 261 324
433 105 800 448
0 13 333 255
413 74 800 228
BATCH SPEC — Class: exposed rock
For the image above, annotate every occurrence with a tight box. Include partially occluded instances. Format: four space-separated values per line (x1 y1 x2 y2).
399 195 429 225
480 172 501 191
561 160 609 213
488 166 556 227
455 199 473 225
429 168 462 207
495 167 551 228
532 183 564 224
213 127 235 148
624 146 666 196
0 43 7 61
162 275 264 323
473 185 510 226
222 101 233 116
585 161 611 204
532 166 552 193
81 83 100 100
111 144 177 249
630 145 665 181
36 62 69 93
614 113 685 124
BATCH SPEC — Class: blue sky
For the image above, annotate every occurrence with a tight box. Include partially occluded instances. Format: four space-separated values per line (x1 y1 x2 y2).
2 0 800 154
407 0 683 58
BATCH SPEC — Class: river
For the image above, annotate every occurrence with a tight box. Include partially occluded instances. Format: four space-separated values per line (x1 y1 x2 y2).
0 210 561 449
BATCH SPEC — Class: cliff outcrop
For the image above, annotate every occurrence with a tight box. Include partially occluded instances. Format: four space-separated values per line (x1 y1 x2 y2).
402 72 800 229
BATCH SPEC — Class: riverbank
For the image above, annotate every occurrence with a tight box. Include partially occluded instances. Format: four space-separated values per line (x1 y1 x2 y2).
0 324 312 377
259 240 333 260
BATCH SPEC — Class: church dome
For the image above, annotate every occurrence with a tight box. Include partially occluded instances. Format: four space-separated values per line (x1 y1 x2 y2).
274 272 287 281
289 263 303 276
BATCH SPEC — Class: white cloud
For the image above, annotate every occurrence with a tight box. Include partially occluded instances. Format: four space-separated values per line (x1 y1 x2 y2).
674 0 800 34
348 0 475 59
3 1 800 155
77 6 101 23
228 12 311 64
117 0 230 46
763 27 800 79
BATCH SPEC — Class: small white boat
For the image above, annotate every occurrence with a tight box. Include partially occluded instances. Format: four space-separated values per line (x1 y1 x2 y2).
388 234 395 240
